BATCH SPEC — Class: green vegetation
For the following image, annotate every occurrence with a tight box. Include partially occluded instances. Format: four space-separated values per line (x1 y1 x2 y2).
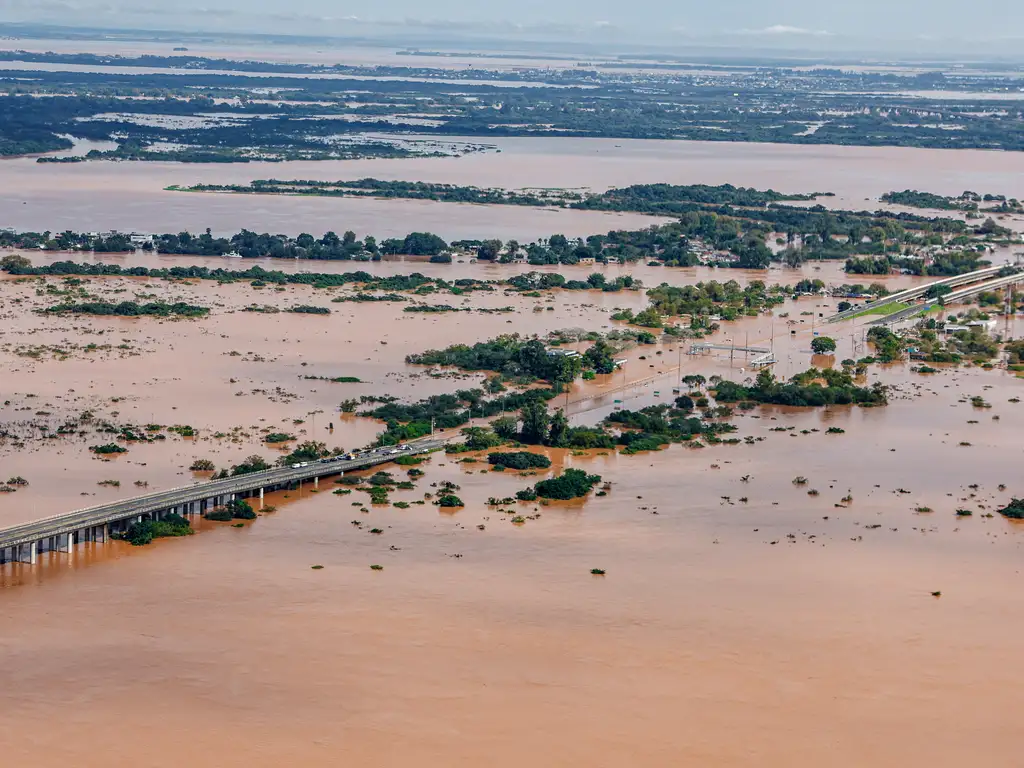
646 280 785 319
867 327 905 363
218 454 272 477
713 368 888 407
998 500 1024 520
183 178 572 207
487 452 552 470
407 335 582 384
437 494 464 508
604 404 732 452
205 499 257 521
43 300 209 317
882 189 1021 213
115 513 193 546
303 376 362 383
529 469 603 500
279 441 333 466
846 250 992 277
90 443 127 454
811 336 837 355
189 459 215 471
264 433 295 443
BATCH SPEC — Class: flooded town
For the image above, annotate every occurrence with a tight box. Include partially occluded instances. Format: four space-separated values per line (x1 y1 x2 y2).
1 11 1024 768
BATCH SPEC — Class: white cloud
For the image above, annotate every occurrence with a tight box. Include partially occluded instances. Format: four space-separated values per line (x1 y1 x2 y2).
736 24 835 36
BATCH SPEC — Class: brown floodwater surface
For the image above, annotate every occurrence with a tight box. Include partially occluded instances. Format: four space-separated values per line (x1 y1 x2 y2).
2 200 1024 764
3 137 1024 238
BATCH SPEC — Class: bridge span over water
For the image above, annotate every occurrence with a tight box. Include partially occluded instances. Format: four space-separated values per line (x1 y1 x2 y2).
0 440 444 567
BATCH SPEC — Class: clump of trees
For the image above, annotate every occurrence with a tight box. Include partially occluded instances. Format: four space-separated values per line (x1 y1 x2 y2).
713 368 887 407
525 469 603 500
866 327 905 362
217 454 272 477
646 279 784 318
498 404 616 450
406 335 582 384
90 443 127 454
279 441 332 465
205 499 257 521
115 513 193 546
44 300 209 317
998 500 1024 519
487 452 552 470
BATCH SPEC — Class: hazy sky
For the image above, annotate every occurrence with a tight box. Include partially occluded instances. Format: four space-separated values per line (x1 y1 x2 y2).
3 0 1023 50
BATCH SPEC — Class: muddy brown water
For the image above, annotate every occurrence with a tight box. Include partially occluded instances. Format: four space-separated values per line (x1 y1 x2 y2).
3 137 1024 239
2 223 1024 764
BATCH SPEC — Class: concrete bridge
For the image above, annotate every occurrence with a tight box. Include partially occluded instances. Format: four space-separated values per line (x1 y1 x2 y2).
0 440 444 567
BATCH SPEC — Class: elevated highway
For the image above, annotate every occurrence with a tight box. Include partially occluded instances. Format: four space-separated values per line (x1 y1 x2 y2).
867 272 1024 327
826 265 1005 323
0 440 444 565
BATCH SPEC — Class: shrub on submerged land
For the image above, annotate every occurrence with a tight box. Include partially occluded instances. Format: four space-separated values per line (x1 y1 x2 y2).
90 443 127 454
998 499 1024 520
114 513 193 546
487 452 552 470
528 469 602 501
205 499 256 521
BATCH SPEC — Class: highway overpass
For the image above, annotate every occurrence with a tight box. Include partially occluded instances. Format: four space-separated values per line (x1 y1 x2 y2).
0 440 444 567
825 265 1006 323
867 272 1024 327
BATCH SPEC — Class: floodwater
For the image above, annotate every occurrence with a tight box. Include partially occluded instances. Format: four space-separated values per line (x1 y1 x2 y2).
2 136 1024 239
2 255 1024 766
3 98 1024 761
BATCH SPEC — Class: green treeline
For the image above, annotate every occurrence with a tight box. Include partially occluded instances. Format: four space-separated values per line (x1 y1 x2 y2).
183 178 573 207
2 258 455 291
714 368 888 407
179 179 827 210
43 300 209 317
882 189 1022 212
845 250 991 277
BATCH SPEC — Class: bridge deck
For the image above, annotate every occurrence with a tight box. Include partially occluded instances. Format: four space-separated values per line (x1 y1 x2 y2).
0 440 444 552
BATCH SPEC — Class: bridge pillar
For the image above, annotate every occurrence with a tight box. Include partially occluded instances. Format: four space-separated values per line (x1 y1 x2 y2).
314 476 319 489
58 533 73 553
97 524 107 543
16 542 38 564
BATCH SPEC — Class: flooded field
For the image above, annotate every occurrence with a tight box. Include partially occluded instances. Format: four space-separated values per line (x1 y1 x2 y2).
2 123 1024 764
3 137 1024 238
